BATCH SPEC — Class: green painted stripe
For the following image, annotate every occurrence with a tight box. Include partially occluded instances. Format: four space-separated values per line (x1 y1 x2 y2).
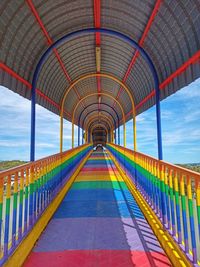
188 199 194 216
0 203 3 220
20 189 23 204
175 191 179 205
13 192 18 210
6 198 10 215
197 206 200 224
181 196 186 211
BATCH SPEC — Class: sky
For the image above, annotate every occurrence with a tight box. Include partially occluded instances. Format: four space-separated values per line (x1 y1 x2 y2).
0 78 199 163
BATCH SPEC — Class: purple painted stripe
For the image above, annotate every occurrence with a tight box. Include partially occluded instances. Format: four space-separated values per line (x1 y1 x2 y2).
33 218 165 253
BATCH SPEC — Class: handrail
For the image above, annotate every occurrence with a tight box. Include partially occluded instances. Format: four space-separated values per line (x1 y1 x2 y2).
0 144 91 265
107 143 200 265
0 144 87 177
112 143 200 179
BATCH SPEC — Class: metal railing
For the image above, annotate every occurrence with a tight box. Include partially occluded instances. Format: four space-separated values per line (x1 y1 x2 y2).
0 144 91 265
107 143 200 265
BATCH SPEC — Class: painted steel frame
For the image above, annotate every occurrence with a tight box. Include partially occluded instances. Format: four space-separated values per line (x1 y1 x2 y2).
90 124 109 143
85 114 113 143
71 92 126 148
60 73 136 151
82 109 116 141
77 102 120 145
30 28 162 161
87 115 114 143
89 122 110 143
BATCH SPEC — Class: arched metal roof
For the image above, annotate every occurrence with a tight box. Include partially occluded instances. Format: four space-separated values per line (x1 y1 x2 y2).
0 0 200 129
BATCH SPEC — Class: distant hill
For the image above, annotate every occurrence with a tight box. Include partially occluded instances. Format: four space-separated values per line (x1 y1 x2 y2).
176 163 200 173
0 160 28 171
0 160 199 174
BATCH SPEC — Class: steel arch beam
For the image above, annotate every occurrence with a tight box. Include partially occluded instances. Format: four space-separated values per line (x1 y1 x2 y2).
60 73 136 151
86 115 113 137
90 124 109 143
81 109 116 144
87 119 111 143
82 109 116 131
77 102 120 145
86 118 113 142
31 28 162 161
71 92 126 148
88 121 111 143
84 111 115 143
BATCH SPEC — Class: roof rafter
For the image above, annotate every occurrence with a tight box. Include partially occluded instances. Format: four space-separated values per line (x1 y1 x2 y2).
114 0 162 105
26 0 82 101
94 0 101 111
0 63 71 117
123 49 200 119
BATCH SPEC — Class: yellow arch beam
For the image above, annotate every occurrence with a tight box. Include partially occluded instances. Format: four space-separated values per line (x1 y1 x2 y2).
70 92 126 149
60 73 137 152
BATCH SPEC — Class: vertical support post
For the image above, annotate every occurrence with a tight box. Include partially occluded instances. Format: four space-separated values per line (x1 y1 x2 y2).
133 115 137 151
78 126 80 146
123 123 126 147
155 82 163 160
30 78 36 161
118 126 120 145
60 116 63 153
72 123 74 148
82 128 84 144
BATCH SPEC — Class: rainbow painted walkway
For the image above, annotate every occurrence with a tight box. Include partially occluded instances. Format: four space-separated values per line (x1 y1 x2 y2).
25 150 171 267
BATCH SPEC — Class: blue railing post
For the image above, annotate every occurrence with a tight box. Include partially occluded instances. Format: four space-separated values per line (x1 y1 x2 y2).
78 126 80 146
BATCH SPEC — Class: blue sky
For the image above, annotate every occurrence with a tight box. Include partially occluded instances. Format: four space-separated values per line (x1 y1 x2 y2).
0 78 199 163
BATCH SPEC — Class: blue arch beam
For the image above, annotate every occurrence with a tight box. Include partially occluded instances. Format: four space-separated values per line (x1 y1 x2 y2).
31 28 162 161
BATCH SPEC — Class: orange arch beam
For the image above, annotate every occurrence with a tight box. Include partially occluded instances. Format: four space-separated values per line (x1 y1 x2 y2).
60 73 137 152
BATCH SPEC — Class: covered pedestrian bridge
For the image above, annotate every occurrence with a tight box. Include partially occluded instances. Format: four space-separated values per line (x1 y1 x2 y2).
0 1 200 266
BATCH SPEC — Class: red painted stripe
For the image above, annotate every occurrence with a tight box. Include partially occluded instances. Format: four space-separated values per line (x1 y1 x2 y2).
36 89 60 109
123 50 140 82
94 0 101 110
26 0 52 45
159 50 200 89
124 0 162 81
139 0 162 47
53 49 71 82
26 1 76 98
25 250 170 267
120 50 200 119
0 63 71 116
0 63 32 89
115 0 162 104
94 0 101 45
